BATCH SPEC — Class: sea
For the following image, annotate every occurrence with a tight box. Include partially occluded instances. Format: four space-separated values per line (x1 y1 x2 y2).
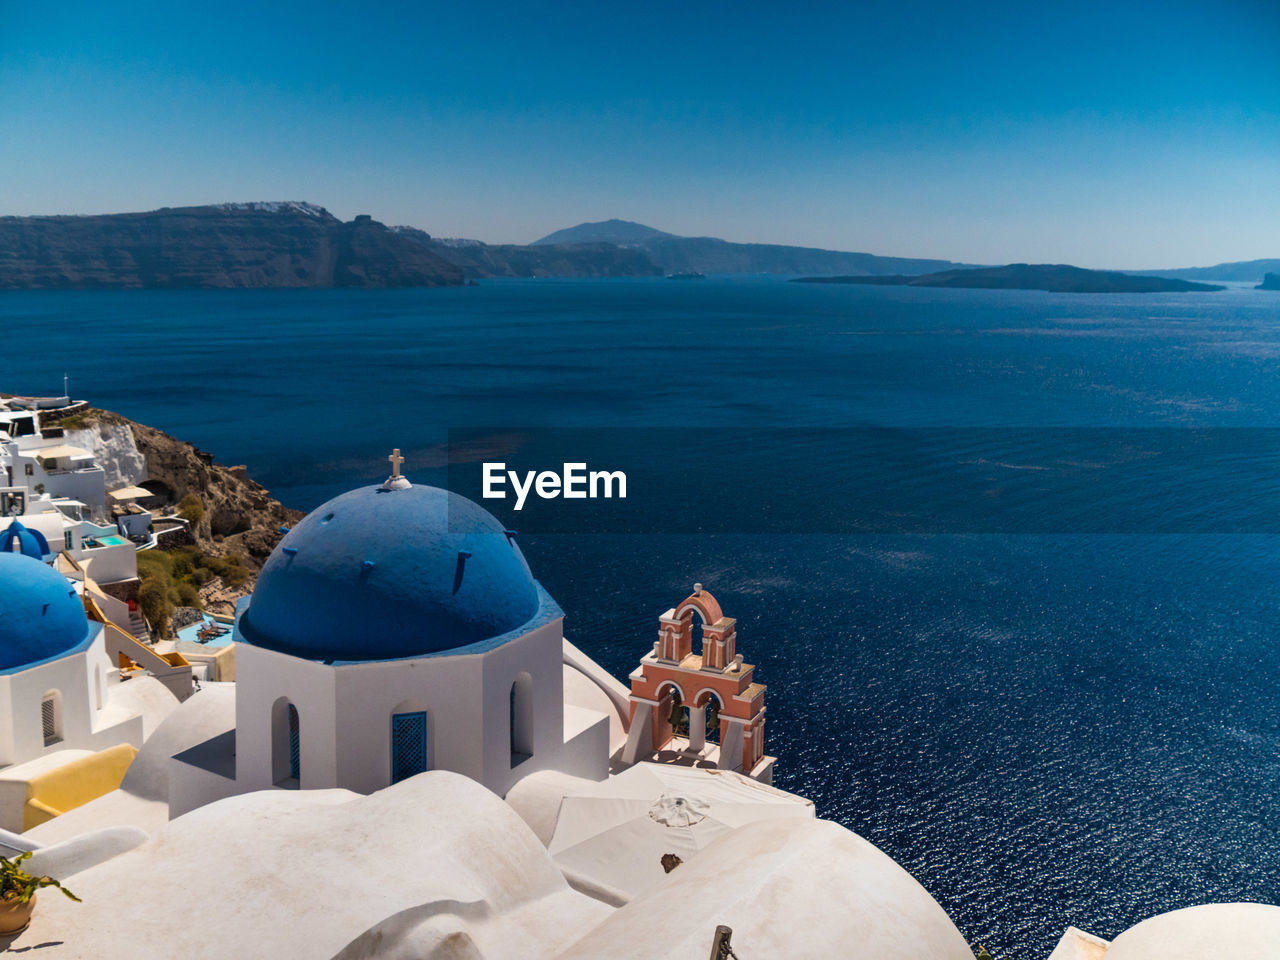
7 277 1280 955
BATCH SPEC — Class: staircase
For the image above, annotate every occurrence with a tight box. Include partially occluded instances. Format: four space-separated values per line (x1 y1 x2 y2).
127 610 150 642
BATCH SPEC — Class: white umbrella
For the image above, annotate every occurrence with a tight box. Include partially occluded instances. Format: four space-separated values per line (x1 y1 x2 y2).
548 762 814 900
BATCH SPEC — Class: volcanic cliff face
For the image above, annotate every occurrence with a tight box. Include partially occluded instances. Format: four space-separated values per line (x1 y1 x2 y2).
51 408 302 575
0 202 463 289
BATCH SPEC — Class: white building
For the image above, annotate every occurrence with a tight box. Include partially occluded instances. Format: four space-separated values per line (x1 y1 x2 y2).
0 419 107 522
1 406 149 639
167 462 614 817
0 550 177 833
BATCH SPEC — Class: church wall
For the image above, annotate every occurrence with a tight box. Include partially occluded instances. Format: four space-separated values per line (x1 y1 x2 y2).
330 653 486 794
5 654 91 763
1 639 143 771
233 644 339 792
479 616 569 797
0 678 15 765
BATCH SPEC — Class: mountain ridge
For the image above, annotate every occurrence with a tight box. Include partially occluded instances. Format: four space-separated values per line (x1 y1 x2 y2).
0 204 1272 288
0 204 463 289
529 218 977 277
1126 258 1280 283
391 226 661 279
531 218 677 246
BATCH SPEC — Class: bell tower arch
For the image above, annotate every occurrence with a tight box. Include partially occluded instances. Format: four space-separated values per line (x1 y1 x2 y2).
622 584 773 783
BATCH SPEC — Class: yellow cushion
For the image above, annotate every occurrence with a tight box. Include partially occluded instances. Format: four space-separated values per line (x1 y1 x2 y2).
23 743 138 829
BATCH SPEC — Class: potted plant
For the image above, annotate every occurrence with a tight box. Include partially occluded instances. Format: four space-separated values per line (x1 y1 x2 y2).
0 851 80 935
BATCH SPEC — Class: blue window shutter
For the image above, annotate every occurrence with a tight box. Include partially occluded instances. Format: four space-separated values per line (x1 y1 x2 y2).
391 712 428 784
288 704 300 780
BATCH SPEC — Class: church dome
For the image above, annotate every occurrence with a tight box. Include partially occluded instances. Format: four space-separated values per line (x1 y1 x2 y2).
0 552 95 673
2 519 52 561
238 482 542 662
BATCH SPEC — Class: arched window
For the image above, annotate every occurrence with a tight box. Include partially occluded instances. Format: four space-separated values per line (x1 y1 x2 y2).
41 691 62 746
272 698 300 787
510 673 533 766
694 690 724 744
688 610 705 656
506 670 532 773
657 681 688 740
391 710 428 784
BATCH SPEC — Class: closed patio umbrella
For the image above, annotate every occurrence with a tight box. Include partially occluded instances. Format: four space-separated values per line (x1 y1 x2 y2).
548 762 814 900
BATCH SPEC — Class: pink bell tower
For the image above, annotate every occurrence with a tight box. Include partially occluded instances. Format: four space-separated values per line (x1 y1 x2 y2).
621 584 773 783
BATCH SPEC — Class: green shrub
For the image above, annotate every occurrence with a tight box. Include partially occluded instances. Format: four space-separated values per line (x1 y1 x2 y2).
177 493 204 524
173 581 200 608
137 577 172 635
136 549 173 578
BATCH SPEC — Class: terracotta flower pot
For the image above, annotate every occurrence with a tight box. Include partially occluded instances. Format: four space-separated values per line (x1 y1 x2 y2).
0 892 35 935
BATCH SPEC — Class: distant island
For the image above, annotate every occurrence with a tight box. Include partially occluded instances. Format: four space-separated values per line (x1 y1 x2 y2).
0 207 970 289
0 204 1268 289
792 263 1226 293
1258 272 1280 291
530 218 977 278
1129 258 1280 283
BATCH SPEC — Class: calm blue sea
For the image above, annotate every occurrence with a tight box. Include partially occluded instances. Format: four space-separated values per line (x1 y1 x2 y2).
7 278 1280 954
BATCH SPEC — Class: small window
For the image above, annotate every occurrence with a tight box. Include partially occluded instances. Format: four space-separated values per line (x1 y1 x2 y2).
288 704 300 781
272 698 301 787
510 673 533 766
25 463 34 476
41 693 61 746
64 530 73 550
390 712 427 784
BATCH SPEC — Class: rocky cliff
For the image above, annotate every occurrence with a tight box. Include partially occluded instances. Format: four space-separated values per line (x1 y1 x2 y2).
0 203 463 289
1258 272 1280 290
49 407 302 580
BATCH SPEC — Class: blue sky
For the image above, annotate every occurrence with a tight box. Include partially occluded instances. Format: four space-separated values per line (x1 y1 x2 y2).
1 0 1276 266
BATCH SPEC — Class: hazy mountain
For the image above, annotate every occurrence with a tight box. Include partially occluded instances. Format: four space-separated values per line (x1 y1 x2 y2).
1130 259 1280 283
531 219 677 246
0 203 463 289
392 227 660 279
531 219 974 276
795 264 1225 293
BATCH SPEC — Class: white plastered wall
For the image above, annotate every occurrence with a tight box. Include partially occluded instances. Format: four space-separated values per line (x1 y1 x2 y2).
175 610 612 815
0 629 141 769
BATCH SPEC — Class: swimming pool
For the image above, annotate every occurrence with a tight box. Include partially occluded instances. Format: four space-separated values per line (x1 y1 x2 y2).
175 614 235 647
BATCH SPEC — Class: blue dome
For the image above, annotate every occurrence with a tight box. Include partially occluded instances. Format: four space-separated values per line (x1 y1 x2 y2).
0 552 95 673
2 520 51 561
239 484 543 662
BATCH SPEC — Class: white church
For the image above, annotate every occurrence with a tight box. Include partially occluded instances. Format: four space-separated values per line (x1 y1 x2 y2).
167 456 616 816
1 453 1277 959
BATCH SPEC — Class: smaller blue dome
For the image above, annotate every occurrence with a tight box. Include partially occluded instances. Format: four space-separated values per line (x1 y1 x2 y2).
1 520 51 561
0 552 95 673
